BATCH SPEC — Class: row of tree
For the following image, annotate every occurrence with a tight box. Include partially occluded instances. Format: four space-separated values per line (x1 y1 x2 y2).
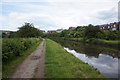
2 23 119 40
44 24 120 40
2 23 43 38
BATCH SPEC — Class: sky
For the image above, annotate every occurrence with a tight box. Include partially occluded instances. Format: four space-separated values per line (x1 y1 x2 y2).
0 0 119 31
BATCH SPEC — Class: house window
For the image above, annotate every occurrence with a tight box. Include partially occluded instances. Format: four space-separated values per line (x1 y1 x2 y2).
112 28 116 30
108 26 110 28
114 24 116 27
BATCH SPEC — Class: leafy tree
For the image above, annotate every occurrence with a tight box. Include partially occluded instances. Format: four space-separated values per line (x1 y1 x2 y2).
2 32 7 38
17 23 43 38
105 30 118 40
8 32 17 38
44 24 119 41
84 24 102 39
60 30 70 37
96 32 105 39
74 26 86 38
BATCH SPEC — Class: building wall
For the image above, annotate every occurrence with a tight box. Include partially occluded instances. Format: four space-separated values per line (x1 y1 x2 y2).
47 31 56 33
69 27 73 30
100 22 120 30
69 27 75 30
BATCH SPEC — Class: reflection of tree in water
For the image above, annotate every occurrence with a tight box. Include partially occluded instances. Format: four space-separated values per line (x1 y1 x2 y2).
52 39 119 58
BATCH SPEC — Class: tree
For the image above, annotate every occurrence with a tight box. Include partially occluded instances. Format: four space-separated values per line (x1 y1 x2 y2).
74 26 86 38
84 24 102 39
60 30 70 37
2 32 7 38
96 31 105 39
17 23 43 38
105 30 118 40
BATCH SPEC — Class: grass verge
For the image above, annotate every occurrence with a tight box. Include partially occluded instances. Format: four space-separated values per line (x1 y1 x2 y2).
33 66 39 79
2 39 42 78
45 39 105 78
66 38 120 44
63 38 120 49
50 37 120 45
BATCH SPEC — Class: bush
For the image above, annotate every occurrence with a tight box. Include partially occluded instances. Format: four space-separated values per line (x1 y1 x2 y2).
2 38 41 62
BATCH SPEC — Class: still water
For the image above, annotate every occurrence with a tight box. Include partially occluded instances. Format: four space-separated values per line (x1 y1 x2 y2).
53 39 119 78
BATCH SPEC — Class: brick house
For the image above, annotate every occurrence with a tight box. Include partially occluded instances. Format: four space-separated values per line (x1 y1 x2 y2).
98 22 120 30
69 27 76 30
47 30 56 33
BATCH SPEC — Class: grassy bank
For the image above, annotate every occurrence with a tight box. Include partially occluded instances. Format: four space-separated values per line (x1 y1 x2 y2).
2 38 42 78
65 38 120 44
49 37 120 49
45 39 105 78
63 38 120 49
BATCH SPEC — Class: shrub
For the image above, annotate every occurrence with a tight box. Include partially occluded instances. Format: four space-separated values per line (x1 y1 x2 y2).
2 38 41 62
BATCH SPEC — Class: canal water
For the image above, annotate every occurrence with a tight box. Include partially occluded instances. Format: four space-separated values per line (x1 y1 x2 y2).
53 39 119 78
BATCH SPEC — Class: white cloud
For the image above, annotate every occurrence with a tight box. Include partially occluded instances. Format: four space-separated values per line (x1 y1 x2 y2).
2 0 119 2
1 0 119 31
118 1 120 21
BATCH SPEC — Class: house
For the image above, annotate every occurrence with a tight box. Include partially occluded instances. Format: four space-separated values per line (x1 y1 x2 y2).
98 22 120 30
47 28 63 33
56 29 63 33
69 27 76 30
41 30 46 33
110 22 120 30
116 22 120 30
47 30 56 33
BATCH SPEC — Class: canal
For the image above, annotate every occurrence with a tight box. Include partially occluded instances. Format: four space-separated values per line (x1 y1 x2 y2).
52 39 119 78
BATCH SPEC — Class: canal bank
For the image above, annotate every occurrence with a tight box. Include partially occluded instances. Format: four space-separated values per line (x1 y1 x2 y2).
49 37 120 49
64 38 120 50
45 39 105 78
50 39 119 78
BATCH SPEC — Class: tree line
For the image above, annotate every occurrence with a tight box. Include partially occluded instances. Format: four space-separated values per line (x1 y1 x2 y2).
44 24 120 40
2 23 119 40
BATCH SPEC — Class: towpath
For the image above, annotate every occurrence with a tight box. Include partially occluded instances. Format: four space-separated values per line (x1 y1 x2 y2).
11 39 46 78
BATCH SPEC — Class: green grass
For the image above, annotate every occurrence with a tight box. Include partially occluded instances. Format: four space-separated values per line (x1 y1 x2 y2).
97 39 120 44
33 67 39 79
45 39 105 78
2 38 42 78
68 38 120 45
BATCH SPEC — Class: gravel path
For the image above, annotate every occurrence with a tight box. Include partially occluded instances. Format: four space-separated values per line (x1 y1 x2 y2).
11 39 46 78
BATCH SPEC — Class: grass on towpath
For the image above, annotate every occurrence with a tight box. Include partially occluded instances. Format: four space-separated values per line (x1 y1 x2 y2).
45 39 105 78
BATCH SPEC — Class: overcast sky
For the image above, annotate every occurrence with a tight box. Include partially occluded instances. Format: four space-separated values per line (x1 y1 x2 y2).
0 0 119 31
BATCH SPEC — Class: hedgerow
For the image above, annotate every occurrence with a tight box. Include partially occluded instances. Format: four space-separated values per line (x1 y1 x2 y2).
2 38 41 62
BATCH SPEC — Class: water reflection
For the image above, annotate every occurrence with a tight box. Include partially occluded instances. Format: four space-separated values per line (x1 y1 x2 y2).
53 39 119 58
52 39 119 78
64 47 118 78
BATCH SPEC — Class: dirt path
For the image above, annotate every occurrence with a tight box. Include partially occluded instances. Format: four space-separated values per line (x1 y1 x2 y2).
11 39 46 78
